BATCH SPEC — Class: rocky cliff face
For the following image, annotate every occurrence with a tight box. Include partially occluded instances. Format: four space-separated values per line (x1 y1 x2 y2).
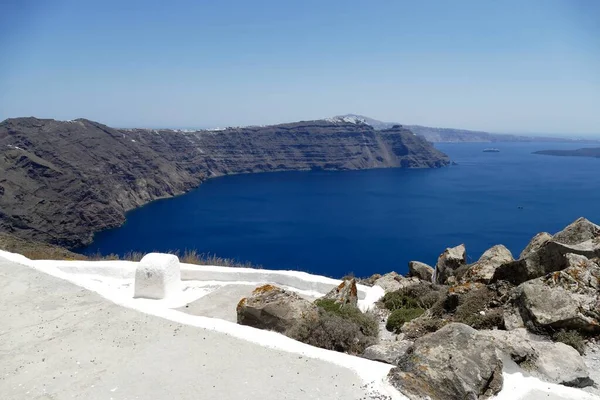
0 117 450 248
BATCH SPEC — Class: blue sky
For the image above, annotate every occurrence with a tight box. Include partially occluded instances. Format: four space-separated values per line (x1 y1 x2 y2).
1 0 598 134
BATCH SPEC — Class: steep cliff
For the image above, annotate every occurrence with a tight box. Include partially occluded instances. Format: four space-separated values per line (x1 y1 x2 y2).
0 117 450 248
336 114 599 143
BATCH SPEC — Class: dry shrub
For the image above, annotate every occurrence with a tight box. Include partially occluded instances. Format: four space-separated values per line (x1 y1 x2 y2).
553 329 585 355
402 315 447 339
382 282 446 311
0 233 87 260
452 287 504 330
288 310 377 355
314 299 379 337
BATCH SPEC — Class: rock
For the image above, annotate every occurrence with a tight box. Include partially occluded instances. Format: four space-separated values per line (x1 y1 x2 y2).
373 272 403 293
361 340 413 365
461 245 514 284
322 278 358 306
514 254 600 334
520 232 552 259
492 239 600 285
408 261 434 282
553 217 600 245
133 253 181 300
482 328 592 388
503 306 525 330
433 244 467 284
388 323 503 400
236 284 318 333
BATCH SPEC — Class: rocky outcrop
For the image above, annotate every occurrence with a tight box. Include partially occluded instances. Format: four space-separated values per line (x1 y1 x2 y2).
388 323 503 400
433 244 466 284
460 245 514 284
361 340 412 365
519 232 552 259
514 254 600 334
373 272 422 293
0 117 450 248
408 261 434 282
236 285 318 333
322 278 358 306
482 328 592 388
492 225 600 285
553 217 600 245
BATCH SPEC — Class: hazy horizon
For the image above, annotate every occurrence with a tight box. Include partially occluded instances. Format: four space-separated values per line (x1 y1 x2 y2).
1 0 599 135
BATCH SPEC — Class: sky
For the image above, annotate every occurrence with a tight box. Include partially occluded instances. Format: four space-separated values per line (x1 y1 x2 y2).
0 0 599 134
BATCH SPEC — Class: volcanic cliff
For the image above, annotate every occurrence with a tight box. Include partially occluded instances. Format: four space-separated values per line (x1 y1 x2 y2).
0 117 450 248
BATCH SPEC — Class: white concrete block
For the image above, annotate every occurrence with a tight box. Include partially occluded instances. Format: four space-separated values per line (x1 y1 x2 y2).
134 253 181 299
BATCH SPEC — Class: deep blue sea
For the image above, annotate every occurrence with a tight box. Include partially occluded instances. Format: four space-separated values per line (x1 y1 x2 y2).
82 142 600 278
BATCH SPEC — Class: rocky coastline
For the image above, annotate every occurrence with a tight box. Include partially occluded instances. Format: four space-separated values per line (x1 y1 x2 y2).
0 117 450 248
236 217 600 399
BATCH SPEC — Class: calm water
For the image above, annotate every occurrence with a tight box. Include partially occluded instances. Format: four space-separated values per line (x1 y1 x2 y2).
82 142 600 278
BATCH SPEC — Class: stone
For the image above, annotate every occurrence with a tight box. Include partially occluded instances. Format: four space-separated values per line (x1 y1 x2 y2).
408 261 434 282
133 253 181 300
519 232 552 259
433 244 467 284
322 278 358 306
482 328 592 388
514 254 600 334
388 323 503 400
461 245 514 284
492 239 600 285
373 272 403 293
503 306 525 330
553 217 600 245
361 340 413 365
236 284 318 333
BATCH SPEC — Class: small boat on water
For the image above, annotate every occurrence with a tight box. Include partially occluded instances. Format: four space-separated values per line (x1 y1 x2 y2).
483 148 500 153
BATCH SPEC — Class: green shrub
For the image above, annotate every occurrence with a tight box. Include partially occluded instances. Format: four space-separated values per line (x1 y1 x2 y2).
553 329 585 355
386 307 425 333
382 292 420 311
314 298 343 313
288 309 377 355
381 283 446 311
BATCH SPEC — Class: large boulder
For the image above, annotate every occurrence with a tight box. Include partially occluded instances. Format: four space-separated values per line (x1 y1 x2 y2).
408 261 435 282
373 272 402 293
492 239 600 285
482 328 592 388
461 245 514 284
519 232 552 259
388 323 503 400
434 244 467 285
514 254 600 334
322 278 358 306
553 217 600 245
361 340 413 365
236 285 318 333
374 272 422 293
493 218 600 285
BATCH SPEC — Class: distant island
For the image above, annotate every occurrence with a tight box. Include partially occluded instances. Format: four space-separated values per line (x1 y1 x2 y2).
533 147 600 158
336 114 599 144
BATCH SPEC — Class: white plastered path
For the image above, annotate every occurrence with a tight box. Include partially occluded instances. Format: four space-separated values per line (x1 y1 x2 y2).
0 250 598 400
